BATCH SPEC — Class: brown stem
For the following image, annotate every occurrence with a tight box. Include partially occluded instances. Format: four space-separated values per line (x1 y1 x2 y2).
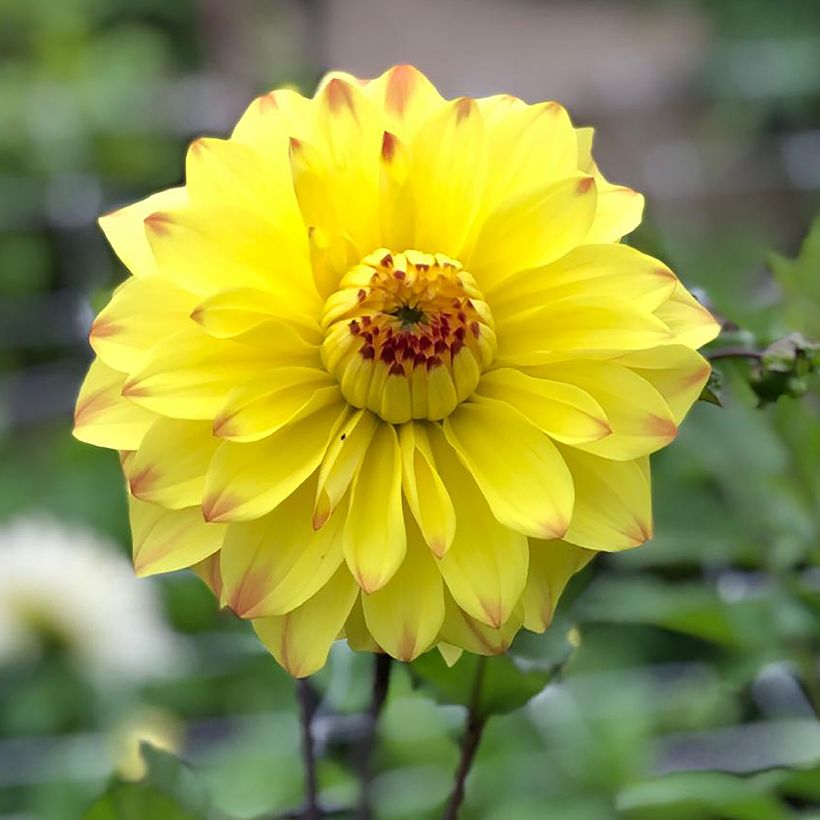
356 653 393 820
706 348 763 362
442 657 488 820
297 678 322 820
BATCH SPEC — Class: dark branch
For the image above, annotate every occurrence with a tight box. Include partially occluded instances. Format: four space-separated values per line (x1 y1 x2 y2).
442 657 488 820
706 348 763 362
355 653 393 820
297 678 323 820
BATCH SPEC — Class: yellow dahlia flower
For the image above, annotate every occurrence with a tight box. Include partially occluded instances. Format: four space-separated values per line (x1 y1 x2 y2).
74 66 719 677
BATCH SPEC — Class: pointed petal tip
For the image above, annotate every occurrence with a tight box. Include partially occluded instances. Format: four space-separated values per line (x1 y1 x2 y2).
428 538 447 559
396 631 419 663
128 466 157 499
211 415 233 439
455 96 476 123
385 64 418 116
541 517 570 541
576 176 595 195
143 212 174 237
324 77 355 114
381 130 399 162
259 91 279 111
312 509 330 531
89 317 119 339
202 492 238 523
121 379 149 399
480 600 505 630
648 415 678 439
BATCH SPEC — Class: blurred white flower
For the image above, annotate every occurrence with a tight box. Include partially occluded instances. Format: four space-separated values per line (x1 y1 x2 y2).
0 516 180 682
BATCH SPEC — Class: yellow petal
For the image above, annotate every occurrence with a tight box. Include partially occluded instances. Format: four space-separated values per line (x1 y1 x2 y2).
495 295 673 366
252 565 358 678
487 243 677 319
655 283 721 349
231 87 315 153
185 137 304 241
145 205 317 316
438 592 524 656
214 369 339 442
574 126 645 243
531 360 677 460
191 287 321 339
343 598 381 652
98 187 187 278
220 480 345 618
398 422 456 557
314 410 379 528
73 359 155 451
310 78 384 256
475 368 610 445
289 136 360 294
430 428 529 627
202 402 346 523
480 100 579 215
129 495 225 576
437 642 463 667
379 131 415 270
410 97 486 258
90 277 199 374
343 422 406 593
521 539 595 632
122 325 315 420
361 516 445 661
466 174 597 290
585 184 644 244
560 449 652 550
576 126 595 171
443 397 574 539
191 552 223 598
126 419 219 509
365 65 446 139
615 345 711 424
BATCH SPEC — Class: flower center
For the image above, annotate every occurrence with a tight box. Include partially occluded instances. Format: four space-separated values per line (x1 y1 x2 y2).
320 249 497 423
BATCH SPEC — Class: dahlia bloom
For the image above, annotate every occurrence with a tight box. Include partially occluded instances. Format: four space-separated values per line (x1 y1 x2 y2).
74 66 718 676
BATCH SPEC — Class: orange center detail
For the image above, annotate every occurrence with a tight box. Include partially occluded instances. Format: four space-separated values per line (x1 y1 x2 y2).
321 249 496 423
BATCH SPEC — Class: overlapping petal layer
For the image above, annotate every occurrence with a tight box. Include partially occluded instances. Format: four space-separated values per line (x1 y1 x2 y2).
75 65 719 675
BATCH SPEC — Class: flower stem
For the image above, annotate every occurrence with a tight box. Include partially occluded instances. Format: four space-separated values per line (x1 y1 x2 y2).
356 653 393 820
297 678 322 820
443 657 488 820
706 348 763 362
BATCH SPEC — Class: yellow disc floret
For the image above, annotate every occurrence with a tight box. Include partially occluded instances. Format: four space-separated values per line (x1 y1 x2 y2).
320 249 496 423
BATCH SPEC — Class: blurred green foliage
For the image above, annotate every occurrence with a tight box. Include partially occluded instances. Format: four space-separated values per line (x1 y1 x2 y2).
0 1 819 819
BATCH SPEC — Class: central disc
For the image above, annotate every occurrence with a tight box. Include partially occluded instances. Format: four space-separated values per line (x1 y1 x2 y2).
320 249 497 423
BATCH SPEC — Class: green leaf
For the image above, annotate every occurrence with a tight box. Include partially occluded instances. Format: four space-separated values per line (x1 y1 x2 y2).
140 745 211 817
82 746 210 820
617 771 790 820
769 216 820 339
410 639 572 719
698 372 723 407
82 781 204 820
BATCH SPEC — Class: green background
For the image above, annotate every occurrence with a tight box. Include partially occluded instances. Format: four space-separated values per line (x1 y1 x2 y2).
0 1 818 817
